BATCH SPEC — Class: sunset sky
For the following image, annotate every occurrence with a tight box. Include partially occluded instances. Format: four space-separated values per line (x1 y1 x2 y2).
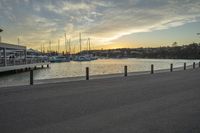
0 0 200 52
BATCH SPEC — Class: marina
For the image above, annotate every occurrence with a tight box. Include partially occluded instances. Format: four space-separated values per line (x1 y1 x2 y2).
1 0 200 132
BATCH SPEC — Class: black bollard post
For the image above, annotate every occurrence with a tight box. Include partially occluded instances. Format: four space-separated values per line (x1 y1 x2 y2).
184 63 186 70
151 64 154 74
199 62 200 68
47 64 49 68
193 62 195 69
30 70 34 85
170 64 173 72
86 67 89 80
124 65 128 77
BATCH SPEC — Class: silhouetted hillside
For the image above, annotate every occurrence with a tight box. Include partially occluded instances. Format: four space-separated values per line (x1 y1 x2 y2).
81 43 200 59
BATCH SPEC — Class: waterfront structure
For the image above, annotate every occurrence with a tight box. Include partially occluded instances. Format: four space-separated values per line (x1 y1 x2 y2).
0 42 49 72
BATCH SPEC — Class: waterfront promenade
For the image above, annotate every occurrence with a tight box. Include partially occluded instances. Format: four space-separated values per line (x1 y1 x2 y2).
0 68 200 133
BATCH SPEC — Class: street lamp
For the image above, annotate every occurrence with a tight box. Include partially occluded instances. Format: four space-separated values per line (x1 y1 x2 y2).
0 28 3 42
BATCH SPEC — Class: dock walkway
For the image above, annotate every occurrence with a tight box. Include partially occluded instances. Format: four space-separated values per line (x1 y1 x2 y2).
0 62 50 72
0 68 200 133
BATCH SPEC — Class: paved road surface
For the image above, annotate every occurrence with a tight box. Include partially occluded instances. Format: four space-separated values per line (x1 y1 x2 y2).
0 69 200 133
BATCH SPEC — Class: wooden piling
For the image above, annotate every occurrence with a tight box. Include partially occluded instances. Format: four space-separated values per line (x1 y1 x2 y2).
193 62 195 69
30 70 34 85
170 64 173 72
124 66 128 77
184 63 186 70
151 64 154 74
86 67 89 80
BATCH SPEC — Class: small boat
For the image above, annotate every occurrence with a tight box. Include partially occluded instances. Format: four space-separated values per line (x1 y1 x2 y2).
73 33 98 62
90 56 98 60
73 55 91 62
49 56 70 63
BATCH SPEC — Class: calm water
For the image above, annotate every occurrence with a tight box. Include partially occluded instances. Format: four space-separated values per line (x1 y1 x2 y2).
0 58 199 87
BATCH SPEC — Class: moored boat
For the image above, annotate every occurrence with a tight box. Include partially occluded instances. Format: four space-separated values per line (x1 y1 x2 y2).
49 56 70 63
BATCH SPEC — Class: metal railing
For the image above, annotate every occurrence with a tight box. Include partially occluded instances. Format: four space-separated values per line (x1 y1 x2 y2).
0 57 49 67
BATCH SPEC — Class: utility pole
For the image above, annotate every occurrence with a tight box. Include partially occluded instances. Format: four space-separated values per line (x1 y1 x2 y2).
197 33 200 43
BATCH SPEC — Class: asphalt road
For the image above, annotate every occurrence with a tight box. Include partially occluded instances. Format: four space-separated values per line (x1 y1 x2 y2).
0 69 200 133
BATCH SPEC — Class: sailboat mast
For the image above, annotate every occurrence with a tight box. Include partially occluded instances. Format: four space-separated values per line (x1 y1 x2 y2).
43 44 45 53
69 39 71 54
58 39 60 54
41 44 43 53
49 41 51 52
88 38 91 52
73 43 75 54
79 32 82 53
65 33 67 54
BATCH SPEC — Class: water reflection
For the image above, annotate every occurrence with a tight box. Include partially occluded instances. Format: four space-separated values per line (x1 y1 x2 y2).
0 58 198 87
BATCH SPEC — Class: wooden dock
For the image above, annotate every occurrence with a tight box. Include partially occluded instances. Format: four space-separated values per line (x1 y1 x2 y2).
0 62 50 72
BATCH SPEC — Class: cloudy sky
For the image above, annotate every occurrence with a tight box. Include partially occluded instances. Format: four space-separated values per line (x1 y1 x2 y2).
0 0 200 52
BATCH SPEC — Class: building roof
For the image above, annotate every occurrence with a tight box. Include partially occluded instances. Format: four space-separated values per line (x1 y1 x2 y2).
0 42 26 50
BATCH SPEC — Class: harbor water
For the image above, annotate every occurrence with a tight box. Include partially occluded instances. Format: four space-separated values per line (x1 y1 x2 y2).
0 58 199 87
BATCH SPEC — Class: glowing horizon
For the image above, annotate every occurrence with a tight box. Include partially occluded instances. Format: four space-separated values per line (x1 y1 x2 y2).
0 0 200 52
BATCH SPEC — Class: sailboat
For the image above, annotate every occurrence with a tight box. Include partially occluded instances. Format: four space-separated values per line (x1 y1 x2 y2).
87 38 98 60
73 33 92 62
49 39 70 63
49 55 70 63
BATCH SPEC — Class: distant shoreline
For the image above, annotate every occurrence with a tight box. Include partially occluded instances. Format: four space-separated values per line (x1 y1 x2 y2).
81 43 200 59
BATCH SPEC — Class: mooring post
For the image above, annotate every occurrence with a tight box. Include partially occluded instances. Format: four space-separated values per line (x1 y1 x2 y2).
170 63 173 72
151 64 154 74
193 62 195 69
184 63 186 70
86 67 89 80
124 65 128 77
30 70 34 85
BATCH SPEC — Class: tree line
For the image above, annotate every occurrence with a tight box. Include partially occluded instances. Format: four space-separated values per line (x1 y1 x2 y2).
81 43 200 59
